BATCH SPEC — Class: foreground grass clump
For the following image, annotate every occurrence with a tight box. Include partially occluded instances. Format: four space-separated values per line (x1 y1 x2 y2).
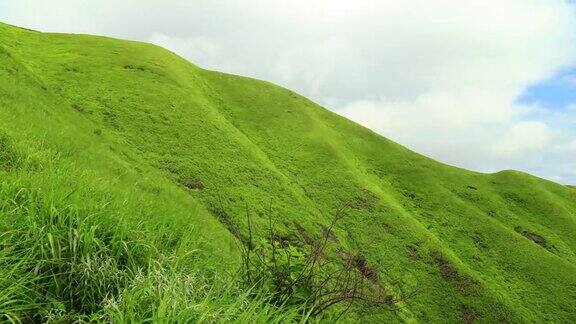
1 21 575 322
0 172 309 322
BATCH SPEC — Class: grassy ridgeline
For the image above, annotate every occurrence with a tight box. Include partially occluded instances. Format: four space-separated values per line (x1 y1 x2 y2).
0 24 299 322
0 22 575 322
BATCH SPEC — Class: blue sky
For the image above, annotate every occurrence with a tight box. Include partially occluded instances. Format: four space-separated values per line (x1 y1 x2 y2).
518 68 576 111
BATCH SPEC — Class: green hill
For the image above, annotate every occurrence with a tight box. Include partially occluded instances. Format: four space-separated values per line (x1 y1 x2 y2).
1 22 575 323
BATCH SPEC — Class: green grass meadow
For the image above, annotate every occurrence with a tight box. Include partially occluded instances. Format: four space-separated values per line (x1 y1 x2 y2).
1 22 575 322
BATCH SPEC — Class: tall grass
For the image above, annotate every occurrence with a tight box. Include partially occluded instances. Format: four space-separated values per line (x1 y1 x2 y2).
0 169 307 322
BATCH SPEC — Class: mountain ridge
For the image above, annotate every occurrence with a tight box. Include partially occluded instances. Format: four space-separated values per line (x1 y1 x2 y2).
1 22 575 322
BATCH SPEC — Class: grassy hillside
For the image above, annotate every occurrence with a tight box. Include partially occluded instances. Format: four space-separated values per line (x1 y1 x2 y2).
1 22 575 322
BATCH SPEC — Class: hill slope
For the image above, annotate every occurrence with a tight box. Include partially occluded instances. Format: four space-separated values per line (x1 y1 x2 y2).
1 22 575 322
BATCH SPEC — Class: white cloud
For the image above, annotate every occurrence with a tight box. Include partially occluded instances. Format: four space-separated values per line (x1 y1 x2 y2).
557 139 576 152
491 122 550 158
2 0 576 182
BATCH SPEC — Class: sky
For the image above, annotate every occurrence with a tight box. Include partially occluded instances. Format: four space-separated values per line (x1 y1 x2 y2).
2 0 576 183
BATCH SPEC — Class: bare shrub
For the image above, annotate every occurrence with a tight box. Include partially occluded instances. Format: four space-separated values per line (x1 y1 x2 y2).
235 202 417 319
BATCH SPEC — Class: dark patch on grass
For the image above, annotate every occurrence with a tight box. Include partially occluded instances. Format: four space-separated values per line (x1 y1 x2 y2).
454 186 481 203
319 223 338 242
123 64 164 77
514 226 547 247
181 178 204 190
382 223 392 232
124 64 150 73
402 190 425 208
124 64 139 70
472 231 488 249
268 232 294 248
503 192 527 205
406 244 420 260
294 222 315 245
403 191 417 199
352 254 379 283
102 110 120 129
0 47 12 58
351 189 380 210
339 250 381 283
71 102 86 113
498 311 511 323
431 252 477 294
458 305 477 324
65 66 80 73
160 113 171 125
434 254 459 280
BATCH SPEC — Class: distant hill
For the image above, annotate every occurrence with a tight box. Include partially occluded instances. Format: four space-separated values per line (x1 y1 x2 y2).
1 22 575 322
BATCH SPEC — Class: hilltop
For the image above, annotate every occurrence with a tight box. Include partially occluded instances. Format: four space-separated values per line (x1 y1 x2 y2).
1 22 575 322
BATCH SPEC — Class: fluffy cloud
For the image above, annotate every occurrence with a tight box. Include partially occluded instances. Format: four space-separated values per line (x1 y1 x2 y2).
2 0 576 182
491 122 550 159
